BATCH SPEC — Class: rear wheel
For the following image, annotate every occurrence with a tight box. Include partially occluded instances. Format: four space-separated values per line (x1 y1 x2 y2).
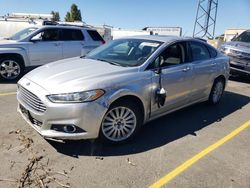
208 78 225 105
100 101 143 144
0 57 24 81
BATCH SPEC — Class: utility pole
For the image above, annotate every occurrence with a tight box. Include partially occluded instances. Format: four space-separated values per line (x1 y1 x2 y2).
193 0 218 39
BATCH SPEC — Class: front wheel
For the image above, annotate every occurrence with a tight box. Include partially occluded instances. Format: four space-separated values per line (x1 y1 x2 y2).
208 78 225 105
0 57 24 81
100 102 143 144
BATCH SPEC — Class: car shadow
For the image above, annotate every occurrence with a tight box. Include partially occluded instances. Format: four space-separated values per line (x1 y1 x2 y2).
229 75 250 84
48 91 250 158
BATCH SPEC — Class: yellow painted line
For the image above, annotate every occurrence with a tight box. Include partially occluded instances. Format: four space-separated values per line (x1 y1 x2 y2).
150 120 250 188
0 92 16 96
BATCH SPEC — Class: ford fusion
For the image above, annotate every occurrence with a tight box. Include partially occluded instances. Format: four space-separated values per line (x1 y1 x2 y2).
17 36 230 143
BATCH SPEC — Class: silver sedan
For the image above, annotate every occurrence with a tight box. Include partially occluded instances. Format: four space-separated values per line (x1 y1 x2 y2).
17 35 230 143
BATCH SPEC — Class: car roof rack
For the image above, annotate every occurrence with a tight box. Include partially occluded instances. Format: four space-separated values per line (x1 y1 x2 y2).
42 21 91 28
56 23 90 28
42 20 58 25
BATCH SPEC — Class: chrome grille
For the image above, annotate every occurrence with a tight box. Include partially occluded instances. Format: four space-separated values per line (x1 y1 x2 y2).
228 49 250 63
230 49 250 58
19 86 46 113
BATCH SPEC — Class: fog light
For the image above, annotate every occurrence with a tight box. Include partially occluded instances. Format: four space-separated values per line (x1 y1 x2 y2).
51 124 86 133
63 125 76 133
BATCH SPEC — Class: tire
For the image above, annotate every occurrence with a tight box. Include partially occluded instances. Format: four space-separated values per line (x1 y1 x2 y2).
99 101 143 144
0 56 24 81
208 78 225 105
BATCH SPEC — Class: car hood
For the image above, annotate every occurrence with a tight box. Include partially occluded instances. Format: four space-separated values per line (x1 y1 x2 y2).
0 39 17 44
23 57 138 94
223 41 250 53
0 40 28 48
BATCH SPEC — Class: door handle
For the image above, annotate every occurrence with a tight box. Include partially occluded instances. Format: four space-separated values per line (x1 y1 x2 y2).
54 43 61 46
182 67 191 72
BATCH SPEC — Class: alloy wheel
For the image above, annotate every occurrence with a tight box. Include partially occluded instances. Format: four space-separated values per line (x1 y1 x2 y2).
101 107 137 142
0 60 21 80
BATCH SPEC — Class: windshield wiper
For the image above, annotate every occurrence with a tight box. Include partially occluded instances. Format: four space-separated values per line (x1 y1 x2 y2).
95 58 124 67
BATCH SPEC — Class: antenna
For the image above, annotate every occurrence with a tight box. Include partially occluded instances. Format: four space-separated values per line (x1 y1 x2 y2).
193 0 218 39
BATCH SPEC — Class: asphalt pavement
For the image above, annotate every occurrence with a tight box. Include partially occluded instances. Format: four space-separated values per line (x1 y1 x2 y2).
0 78 249 188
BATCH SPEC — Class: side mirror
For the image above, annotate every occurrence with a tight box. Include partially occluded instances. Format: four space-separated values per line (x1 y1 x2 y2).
30 38 42 43
153 56 164 74
30 33 43 42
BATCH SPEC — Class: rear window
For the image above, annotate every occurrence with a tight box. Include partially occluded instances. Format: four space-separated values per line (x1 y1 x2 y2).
62 29 84 41
87 30 104 41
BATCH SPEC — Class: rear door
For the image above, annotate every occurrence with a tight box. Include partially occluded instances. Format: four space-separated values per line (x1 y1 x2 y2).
189 41 217 101
61 28 85 59
150 42 194 117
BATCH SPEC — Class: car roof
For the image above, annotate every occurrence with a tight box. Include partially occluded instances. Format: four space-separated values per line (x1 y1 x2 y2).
120 35 200 44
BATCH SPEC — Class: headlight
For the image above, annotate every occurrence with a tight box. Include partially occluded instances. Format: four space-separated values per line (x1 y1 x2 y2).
219 45 230 54
47 89 105 103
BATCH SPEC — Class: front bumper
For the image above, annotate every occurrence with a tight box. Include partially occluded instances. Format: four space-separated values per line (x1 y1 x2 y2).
230 61 250 75
17 78 108 140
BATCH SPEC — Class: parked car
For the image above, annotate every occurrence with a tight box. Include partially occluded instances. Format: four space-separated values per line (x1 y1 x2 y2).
219 30 250 78
17 35 230 143
0 25 105 81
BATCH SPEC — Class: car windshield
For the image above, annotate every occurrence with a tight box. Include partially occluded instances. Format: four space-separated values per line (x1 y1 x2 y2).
7 27 38 40
232 31 250 43
86 39 162 67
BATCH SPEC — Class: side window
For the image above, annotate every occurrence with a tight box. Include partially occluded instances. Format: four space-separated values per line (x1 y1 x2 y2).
190 42 210 61
62 29 84 41
207 45 217 58
87 30 104 41
31 29 60 41
153 43 186 69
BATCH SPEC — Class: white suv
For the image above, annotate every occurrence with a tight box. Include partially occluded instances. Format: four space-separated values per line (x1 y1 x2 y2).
0 25 105 80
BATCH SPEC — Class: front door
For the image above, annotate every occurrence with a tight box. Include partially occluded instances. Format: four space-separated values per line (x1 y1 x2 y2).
150 42 194 117
28 28 63 65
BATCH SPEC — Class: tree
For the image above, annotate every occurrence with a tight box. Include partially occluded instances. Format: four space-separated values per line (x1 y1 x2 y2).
64 4 82 22
65 12 72 22
71 4 82 21
51 11 60 22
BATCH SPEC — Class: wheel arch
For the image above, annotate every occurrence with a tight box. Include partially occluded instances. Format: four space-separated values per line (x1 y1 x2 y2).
214 75 226 88
0 53 25 67
106 92 146 123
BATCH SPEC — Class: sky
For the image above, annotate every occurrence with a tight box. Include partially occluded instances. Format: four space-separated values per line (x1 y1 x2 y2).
0 0 249 36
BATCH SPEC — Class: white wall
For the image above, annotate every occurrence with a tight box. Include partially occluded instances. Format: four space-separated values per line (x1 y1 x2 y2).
112 28 149 40
0 19 42 38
